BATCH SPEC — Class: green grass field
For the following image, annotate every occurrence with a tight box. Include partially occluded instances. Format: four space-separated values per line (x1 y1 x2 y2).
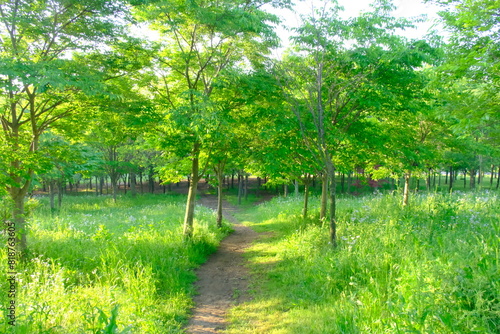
1 188 499 333
226 191 500 333
0 194 230 333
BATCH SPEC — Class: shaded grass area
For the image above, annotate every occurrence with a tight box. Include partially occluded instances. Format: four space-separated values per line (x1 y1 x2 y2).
226 191 500 333
0 193 230 333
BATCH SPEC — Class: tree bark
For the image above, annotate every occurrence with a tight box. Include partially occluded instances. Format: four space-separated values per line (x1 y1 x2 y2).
449 166 453 193
294 180 299 196
214 159 227 228
303 182 309 221
497 166 500 190
111 177 118 203
490 165 494 186
402 171 411 207
470 169 476 189
320 173 328 221
10 190 27 255
58 182 64 208
139 171 144 194
183 143 201 238
149 166 155 193
49 181 56 212
238 173 243 205
99 176 104 195
217 172 223 228
326 160 337 247
130 172 137 198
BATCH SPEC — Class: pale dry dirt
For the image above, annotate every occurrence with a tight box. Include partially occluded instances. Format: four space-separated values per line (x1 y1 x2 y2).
183 193 262 334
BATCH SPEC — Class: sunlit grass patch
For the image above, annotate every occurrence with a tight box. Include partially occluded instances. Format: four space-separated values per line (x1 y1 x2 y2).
0 194 230 333
227 191 500 333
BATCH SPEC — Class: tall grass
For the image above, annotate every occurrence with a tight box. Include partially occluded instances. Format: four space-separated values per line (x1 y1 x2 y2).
0 194 230 333
227 191 500 333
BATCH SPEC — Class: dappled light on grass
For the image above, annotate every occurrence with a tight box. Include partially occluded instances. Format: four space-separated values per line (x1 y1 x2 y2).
227 192 500 333
0 194 229 333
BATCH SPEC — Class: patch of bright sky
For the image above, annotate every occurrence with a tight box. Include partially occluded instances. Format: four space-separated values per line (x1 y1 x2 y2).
130 0 445 53
269 0 444 55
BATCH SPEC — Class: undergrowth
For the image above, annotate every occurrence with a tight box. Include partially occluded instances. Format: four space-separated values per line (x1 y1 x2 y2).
0 193 230 333
227 191 500 333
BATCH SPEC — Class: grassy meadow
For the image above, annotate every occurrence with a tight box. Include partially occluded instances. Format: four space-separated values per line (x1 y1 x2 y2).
226 191 500 333
0 194 230 333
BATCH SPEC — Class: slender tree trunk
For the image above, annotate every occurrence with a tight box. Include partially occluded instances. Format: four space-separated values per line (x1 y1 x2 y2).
320 173 328 222
99 176 104 195
341 173 345 193
303 181 309 221
111 177 118 203
497 166 500 190
139 171 144 194
244 175 249 200
58 182 63 208
326 160 337 247
217 172 223 228
9 189 28 254
283 183 288 197
294 180 299 196
463 170 467 188
130 173 137 198
238 173 243 205
402 171 411 207
470 169 476 189
183 143 200 238
490 165 494 186
449 167 453 192
149 167 155 193
123 175 127 195
256 177 261 197
49 181 56 212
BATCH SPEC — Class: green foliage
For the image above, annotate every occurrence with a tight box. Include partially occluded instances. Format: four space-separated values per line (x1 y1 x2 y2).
0 194 230 332
227 191 500 333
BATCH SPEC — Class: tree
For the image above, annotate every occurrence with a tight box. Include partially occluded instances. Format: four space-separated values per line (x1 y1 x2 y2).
136 0 285 238
0 0 132 253
38 131 95 210
429 0 500 182
278 0 434 245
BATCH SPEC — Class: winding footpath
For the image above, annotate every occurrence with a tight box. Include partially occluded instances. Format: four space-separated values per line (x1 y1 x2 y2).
184 195 260 334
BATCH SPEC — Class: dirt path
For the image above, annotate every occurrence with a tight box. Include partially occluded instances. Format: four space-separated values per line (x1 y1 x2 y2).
184 195 259 334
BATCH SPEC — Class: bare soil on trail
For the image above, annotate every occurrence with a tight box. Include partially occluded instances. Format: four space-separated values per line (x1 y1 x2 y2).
183 194 260 334
182 181 276 334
